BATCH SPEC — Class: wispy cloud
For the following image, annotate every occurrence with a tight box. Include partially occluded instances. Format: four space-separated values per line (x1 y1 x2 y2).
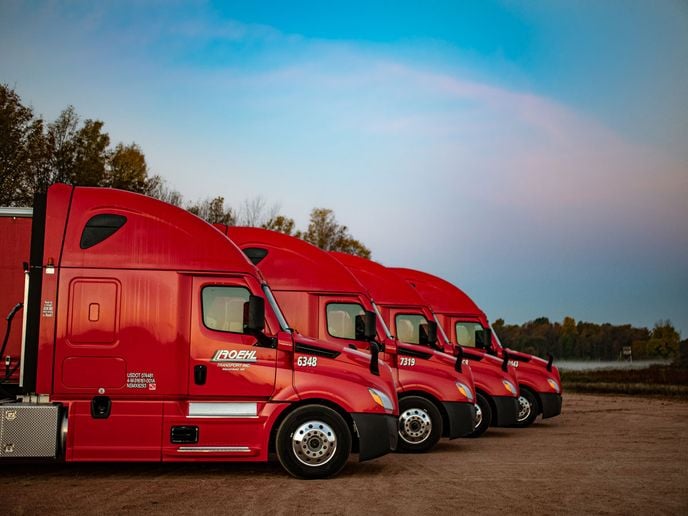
2 1 686 331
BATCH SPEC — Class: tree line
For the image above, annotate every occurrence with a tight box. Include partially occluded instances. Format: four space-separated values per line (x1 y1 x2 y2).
0 84 370 258
493 316 682 361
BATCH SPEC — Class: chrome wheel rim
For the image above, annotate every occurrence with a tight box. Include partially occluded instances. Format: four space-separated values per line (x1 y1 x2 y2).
474 403 483 428
399 407 432 444
517 395 532 422
292 420 337 467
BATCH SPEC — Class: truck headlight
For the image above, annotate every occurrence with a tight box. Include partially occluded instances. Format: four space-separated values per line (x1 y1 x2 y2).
456 382 474 402
368 388 395 413
547 379 560 393
502 380 517 395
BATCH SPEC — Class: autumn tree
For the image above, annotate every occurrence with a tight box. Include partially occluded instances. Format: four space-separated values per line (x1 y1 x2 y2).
301 208 371 258
187 196 235 225
494 316 675 361
0 85 154 205
145 174 183 207
106 143 148 192
0 84 47 205
46 106 101 186
237 196 280 227
263 215 296 235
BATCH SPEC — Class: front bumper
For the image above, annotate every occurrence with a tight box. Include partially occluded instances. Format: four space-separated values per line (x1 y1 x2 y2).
492 395 520 427
540 393 563 419
352 413 398 462
442 401 477 439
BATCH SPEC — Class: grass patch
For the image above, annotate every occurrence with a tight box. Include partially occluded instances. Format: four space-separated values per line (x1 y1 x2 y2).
562 365 688 397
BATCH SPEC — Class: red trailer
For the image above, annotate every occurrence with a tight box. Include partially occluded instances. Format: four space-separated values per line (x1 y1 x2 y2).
393 268 562 426
330 252 519 437
222 226 477 452
0 185 398 479
0 208 32 385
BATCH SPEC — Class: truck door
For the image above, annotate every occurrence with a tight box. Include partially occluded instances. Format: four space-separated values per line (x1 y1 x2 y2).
189 277 276 398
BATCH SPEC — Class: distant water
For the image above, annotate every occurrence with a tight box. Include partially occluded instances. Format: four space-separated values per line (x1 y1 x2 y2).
557 359 673 371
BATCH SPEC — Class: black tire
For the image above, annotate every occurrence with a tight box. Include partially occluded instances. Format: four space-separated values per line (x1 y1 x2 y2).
466 392 492 438
397 396 443 453
513 387 539 427
275 405 352 479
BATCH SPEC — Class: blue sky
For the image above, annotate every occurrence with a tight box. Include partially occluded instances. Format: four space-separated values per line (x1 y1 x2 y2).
2 1 687 335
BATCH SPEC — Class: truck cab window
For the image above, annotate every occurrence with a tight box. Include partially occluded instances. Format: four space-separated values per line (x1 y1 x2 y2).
395 314 429 345
326 303 365 339
202 286 250 333
455 322 484 348
80 214 127 249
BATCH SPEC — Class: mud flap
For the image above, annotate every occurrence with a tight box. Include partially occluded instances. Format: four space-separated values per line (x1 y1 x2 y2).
442 401 476 439
493 395 520 427
540 393 562 419
352 413 398 461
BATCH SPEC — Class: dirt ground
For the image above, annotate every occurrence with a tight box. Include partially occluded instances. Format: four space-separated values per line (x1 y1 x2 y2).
2 393 687 515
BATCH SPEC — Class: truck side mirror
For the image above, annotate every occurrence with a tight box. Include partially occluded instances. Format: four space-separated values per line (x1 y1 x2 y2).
244 295 265 333
484 329 494 354
420 321 438 347
369 340 380 376
454 345 463 373
355 311 377 341
475 329 485 349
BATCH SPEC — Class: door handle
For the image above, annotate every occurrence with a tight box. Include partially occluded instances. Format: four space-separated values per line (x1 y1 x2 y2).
194 365 207 385
91 396 111 419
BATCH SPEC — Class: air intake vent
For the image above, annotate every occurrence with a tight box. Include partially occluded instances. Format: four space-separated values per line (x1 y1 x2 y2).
242 247 268 265
171 426 199 444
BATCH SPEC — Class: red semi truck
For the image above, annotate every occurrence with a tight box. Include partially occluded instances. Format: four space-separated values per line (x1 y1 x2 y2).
0 185 399 478
393 268 562 426
219 226 477 452
330 252 520 437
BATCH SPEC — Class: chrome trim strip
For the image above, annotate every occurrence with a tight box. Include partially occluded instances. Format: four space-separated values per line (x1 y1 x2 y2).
0 207 33 217
19 270 29 387
188 402 258 417
177 446 251 453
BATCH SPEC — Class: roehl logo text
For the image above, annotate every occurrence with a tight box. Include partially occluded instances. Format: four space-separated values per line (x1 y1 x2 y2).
211 349 258 363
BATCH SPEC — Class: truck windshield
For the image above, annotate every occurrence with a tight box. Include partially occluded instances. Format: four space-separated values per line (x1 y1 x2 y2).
262 285 291 333
372 302 393 340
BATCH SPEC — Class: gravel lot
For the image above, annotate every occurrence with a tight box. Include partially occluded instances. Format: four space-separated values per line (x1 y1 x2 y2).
2 393 687 515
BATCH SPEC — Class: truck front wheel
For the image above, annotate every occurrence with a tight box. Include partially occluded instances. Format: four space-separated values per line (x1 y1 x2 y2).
514 388 538 427
275 405 352 479
397 396 442 453
466 393 492 438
